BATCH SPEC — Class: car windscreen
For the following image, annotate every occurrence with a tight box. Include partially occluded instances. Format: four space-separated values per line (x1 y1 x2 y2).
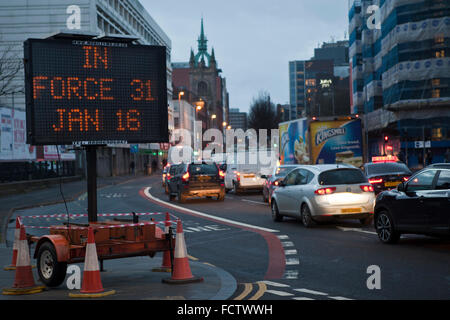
367 163 411 175
189 164 218 175
318 169 368 185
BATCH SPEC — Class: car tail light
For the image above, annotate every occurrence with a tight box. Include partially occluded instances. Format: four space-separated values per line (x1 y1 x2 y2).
360 185 374 192
166 173 171 180
315 187 336 195
235 171 240 182
369 178 383 184
182 172 190 182
403 176 409 182
274 181 279 186
219 170 225 178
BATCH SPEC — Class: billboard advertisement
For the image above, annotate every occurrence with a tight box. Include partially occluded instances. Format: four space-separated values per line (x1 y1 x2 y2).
309 119 363 167
279 118 309 165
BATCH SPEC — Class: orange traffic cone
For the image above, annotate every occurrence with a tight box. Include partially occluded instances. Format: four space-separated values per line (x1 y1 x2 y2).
2 226 45 295
69 227 115 298
4 217 21 271
162 220 203 284
152 213 172 273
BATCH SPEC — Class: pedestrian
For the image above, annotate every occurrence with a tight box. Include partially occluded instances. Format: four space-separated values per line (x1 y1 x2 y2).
130 161 135 175
397 151 405 163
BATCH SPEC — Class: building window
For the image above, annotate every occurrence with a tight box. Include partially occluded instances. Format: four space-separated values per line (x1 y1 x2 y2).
432 128 443 140
432 89 440 98
432 79 440 87
305 79 316 86
198 81 208 96
434 35 444 45
435 50 445 58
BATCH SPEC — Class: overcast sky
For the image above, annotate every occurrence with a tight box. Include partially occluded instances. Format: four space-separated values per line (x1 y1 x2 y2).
142 0 350 113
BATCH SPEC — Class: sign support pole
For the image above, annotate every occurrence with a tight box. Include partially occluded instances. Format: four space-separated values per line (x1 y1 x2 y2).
86 146 98 223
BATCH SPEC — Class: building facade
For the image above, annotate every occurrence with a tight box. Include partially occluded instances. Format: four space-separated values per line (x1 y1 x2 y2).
289 41 351 119
228 108 248 131
0 0 172 177
348 0 450 168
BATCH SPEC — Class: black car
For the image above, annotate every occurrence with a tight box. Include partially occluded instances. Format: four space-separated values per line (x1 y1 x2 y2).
363 162 412 194
164 164 182 194
166 162 226 203
374 163 450 244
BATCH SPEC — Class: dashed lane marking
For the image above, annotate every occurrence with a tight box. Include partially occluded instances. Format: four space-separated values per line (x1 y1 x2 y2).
241 199 267 205
262 281 290 288
336 226 377 235
329 296 354 300
293 297 315 300
265 290 295 297
281 241 294 247
285 258 300 266
284 249 298 255
294 288 328 296
277 235 289 240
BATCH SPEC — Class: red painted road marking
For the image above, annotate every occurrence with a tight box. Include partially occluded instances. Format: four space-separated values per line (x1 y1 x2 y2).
139 187 286 279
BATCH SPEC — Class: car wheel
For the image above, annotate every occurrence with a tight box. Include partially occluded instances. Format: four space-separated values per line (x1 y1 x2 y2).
271 200 283 222
301 204 314 228
375 211 400 244
360 216 373 226
37 242 67 287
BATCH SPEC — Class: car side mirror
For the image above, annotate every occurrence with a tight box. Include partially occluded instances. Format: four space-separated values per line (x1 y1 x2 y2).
397 182 405 192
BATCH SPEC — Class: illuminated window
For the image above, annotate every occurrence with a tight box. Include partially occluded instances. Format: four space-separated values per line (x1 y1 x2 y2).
435 50 445 58
305 79 316 86
432 128 443 140
432 79 440 87
434 35 444 44
432 89 440 98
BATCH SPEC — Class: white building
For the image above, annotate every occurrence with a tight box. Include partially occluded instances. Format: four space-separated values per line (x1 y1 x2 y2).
0 0 172 176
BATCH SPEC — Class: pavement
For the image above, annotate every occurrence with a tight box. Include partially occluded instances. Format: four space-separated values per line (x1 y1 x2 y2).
0 172 237 300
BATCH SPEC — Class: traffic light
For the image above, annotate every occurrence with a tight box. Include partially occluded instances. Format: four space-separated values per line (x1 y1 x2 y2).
384 135 389 142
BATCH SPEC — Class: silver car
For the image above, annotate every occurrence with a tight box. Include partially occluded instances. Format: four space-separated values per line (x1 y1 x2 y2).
271 164 376 227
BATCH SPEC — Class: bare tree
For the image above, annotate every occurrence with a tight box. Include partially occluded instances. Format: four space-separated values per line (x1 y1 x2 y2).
0 45 23 97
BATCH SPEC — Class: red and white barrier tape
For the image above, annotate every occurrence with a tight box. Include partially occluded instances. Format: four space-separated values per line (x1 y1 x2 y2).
19 212 173 219
21 219 180 230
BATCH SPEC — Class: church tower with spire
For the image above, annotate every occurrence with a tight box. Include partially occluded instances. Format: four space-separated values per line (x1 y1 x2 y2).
187 18 228 131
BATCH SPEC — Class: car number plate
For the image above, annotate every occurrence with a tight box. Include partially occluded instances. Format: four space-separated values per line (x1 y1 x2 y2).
385 181 400 187
199 176 211 182
341 208 362 214
244 174 255 178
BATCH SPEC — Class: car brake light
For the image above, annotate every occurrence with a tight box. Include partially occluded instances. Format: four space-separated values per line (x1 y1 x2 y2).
369 178 383 184
315 187 336 195
219 170 225 178
235 171 240 182
403 177 409 182
274 181 279 186
182 172 190 182
360 185 374 192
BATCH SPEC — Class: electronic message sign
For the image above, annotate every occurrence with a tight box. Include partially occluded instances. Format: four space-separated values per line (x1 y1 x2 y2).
24 38 168 145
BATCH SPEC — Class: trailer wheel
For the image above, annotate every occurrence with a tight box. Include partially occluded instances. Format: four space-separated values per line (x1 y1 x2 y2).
37 242 67 287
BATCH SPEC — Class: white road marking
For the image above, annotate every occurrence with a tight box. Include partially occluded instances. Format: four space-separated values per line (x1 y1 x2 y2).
277 235 289 240
262 281 291 288
285 258 300 265
144 187 279 233
241 199 267 205
283 270 299 279
329 296 354 300
284 249 298 255
293 297 315 300
281 241 294 247
337 226 377 235
294 288 328 296
265 290 294 297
